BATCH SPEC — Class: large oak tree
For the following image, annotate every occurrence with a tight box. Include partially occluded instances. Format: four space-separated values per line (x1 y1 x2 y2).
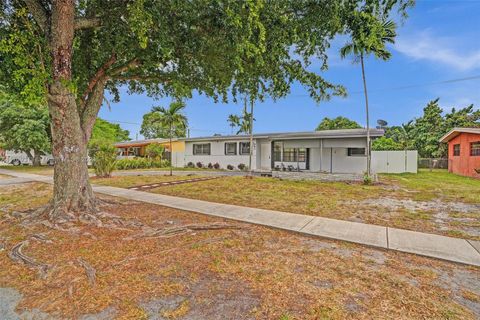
0 0 411 223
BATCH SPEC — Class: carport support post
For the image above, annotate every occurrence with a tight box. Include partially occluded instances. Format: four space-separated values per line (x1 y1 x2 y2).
320 139 323 172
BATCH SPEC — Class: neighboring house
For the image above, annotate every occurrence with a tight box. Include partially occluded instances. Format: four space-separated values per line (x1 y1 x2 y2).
440 127 480 179
114 138 186 167
183 129 416 173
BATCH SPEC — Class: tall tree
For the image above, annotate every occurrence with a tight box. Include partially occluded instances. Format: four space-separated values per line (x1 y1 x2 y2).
340 12 397 177
141 111 186 139
227 114 240 135
0 1 411 222
316 116 361 131
0 93 51 166
91 118 130 143
151 101 188 176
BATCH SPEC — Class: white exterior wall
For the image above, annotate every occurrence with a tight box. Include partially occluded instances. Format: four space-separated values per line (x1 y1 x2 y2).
184 140 257 170
318 148 367 174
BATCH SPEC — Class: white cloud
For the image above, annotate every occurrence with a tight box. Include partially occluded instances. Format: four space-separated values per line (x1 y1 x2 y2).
395 31 480 71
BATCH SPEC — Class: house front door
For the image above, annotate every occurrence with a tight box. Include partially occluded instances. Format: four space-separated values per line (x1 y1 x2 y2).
260 143 271 170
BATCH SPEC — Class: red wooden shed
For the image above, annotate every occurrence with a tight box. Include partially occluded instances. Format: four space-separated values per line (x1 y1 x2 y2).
440 128 480 179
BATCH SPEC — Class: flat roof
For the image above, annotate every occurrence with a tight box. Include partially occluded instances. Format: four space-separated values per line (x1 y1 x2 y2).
182 128 384 142
114 138 175 147
439 127 480 143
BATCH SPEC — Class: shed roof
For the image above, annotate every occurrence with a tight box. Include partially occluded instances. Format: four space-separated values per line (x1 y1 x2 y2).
439 127 480 143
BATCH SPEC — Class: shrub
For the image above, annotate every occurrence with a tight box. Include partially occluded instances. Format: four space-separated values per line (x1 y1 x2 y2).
363 172 372 185
207 162 213 169
226 164 234 170
145 143 165 160
89 140 117 178
213 163 220 169
196 162 203 168
115 158 169 170
238 163 247 171
186 162 195 168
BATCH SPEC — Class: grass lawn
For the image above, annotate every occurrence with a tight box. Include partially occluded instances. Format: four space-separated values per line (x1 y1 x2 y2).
93 169 480 240
0 182 479 319
92 174 207 188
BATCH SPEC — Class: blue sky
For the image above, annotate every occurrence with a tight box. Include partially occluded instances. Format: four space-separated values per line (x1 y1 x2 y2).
99 1 480 139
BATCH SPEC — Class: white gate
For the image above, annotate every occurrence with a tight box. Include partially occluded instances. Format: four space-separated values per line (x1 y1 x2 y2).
371 151 417 173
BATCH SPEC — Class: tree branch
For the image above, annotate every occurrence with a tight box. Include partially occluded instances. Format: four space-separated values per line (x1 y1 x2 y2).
75 17 102 30
110 75 171 83
80 53 117 106
24 0 49 32
108 59 141 76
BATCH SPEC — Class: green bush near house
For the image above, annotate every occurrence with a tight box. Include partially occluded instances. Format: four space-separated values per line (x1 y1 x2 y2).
89 140 117 178
115 157 170 170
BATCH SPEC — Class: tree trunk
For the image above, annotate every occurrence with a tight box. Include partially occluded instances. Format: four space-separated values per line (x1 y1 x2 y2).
45 0 97 222
360 54 371 177
32 151 42 166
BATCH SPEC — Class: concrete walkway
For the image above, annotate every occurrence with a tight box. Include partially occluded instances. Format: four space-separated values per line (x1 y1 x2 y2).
1 168 479 267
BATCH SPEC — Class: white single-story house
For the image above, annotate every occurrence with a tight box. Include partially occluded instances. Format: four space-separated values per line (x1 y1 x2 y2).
181 129 417 174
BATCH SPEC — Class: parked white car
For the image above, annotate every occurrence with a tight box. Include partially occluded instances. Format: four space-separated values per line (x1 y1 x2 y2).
5 150 55 166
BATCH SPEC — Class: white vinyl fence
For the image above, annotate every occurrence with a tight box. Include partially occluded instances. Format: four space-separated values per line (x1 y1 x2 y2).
371 150 417 173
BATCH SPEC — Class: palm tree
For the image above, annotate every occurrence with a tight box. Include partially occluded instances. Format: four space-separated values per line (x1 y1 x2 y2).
151 101 188 176
340 14 396 177
227 114 240 134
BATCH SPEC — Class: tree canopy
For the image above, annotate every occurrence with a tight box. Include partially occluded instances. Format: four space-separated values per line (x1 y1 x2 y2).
140 110 186 139
373 99 480 156
91 118 130 143
0 92 50 165
316 116 361 131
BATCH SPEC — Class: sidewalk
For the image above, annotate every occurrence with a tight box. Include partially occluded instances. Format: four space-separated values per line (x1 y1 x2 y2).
1 168 479 267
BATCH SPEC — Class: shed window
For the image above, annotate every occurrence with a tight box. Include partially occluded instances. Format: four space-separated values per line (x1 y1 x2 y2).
225 142 237 155
471 141 480 156
453 144 460 156
347 148 366 156
239 142 250 155
193 143 211 155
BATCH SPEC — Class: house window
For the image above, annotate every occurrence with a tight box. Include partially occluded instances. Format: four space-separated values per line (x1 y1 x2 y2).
453 144 460 156
273 142 282 161
239 142 250 155
282 148 306 162
471 141 480 156
347 148 366 156
225 142 237 155
193 143 211 155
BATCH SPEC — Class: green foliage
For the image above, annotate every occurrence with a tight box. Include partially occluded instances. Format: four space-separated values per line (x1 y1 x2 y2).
0 1 412 106
341 12 397 61
115 158 169 170
0 92 50 158
141 104 187 139
89 140 117 178
145 144 165 160
149 101 188 139
316 116 361 131
372 136 402 151
91 118 130 143
363 172 373 185
381 99 479 157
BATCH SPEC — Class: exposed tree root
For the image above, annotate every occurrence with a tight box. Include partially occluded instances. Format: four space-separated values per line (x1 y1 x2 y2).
8 240 52 279
77 258 96 286
124 222 242 240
